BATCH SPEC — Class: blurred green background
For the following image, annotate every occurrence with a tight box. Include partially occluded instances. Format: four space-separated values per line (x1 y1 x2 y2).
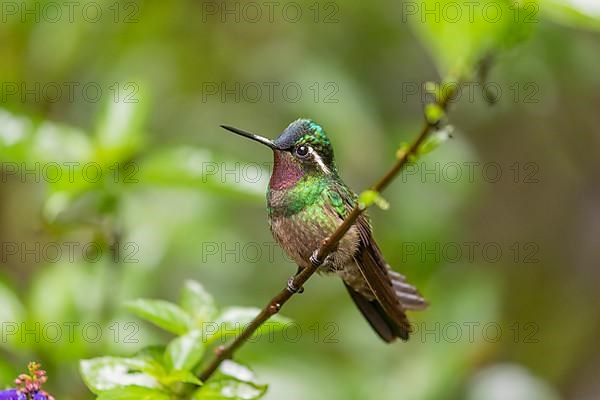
1 0 599 398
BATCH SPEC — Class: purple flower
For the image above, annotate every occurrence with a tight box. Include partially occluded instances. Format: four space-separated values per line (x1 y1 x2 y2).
0 389 25 400
1 363 53 400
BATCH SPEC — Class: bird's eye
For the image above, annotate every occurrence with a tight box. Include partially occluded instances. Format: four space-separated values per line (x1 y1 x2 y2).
295 145 310 158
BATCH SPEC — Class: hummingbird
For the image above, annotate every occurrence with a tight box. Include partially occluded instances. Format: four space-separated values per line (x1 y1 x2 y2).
221 119 427 342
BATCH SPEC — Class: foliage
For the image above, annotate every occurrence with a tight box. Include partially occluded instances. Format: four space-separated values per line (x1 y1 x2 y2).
80 280 289 399
0 0 598 399
407 0 539 76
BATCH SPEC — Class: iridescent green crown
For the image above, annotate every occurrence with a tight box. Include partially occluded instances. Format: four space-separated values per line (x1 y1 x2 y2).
273 119 335 167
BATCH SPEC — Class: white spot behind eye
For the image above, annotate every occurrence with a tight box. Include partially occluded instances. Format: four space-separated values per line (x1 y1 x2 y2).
309 147 330 174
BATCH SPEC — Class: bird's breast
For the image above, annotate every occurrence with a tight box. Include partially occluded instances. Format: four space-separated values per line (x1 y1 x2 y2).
268 198 360 270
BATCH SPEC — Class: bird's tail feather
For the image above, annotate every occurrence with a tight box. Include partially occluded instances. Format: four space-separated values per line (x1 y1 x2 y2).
349 238 428 342
344 283 409 342
388 270 428 311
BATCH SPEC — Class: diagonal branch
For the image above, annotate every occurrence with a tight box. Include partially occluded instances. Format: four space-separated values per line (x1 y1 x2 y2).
199 81 459 382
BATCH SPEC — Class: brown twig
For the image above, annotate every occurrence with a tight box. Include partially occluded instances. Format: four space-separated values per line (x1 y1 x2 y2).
199 81 459 382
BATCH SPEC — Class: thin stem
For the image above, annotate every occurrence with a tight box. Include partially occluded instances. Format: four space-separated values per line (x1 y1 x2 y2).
199 82 459 382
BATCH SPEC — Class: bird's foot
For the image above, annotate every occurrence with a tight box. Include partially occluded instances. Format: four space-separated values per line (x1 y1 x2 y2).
287 276 304 294
310 250 322 267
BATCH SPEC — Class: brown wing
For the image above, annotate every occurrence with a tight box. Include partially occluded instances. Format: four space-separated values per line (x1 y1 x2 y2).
352 215 428 341
328 185 427 341
352 219 411 340
356 221 428 311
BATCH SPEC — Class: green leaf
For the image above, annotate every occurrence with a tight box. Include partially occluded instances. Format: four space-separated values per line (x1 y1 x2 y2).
159 370 202 387
418 126 454 156
180 280 218 323
96 386 170 400
29 119 94 164
80 357 161 394
164 330 206 372
0 108 35 162
541 0 600 31
131 346 168 378
206 307 292 344
124 299 191 335
374 195 390 210
94 82 149 164
407 0 539 75
424 104 445 125
194 361 266 400
395 142 410 160
358 190 389 211
193 380 267 400
218 360 258 383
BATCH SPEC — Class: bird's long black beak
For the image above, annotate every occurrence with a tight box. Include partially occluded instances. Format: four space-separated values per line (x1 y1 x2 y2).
220 125 278 150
